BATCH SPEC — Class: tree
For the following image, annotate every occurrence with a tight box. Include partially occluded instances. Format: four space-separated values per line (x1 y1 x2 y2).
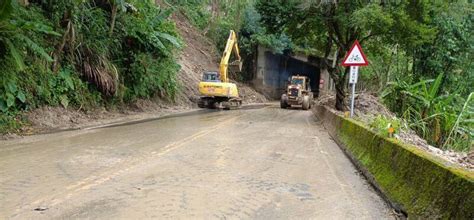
256 0 436 110
412 2 473 97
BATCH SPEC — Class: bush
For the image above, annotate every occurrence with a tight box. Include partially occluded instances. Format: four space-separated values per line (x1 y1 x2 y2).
383 74 473 151
369 115 402 138
124 53 179 101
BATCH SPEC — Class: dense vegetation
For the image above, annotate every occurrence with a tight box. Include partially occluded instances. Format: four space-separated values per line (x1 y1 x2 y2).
245 0 472 151
0 0 181 132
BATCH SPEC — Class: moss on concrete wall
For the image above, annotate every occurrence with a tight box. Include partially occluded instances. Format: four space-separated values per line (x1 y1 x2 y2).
315 106 474 219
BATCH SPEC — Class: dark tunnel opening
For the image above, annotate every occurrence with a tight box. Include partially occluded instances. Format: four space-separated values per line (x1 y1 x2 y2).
262 51 320 99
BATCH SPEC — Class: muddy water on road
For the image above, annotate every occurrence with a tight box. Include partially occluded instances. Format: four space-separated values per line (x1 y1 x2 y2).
0 105 392 219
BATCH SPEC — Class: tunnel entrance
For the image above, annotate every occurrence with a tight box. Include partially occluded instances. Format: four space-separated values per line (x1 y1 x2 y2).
253 47 321 99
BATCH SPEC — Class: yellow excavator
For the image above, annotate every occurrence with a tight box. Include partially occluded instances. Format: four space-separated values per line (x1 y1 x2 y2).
198 30 243 109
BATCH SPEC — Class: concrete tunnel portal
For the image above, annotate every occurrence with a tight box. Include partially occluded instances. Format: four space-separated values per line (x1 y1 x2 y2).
252 46 322 99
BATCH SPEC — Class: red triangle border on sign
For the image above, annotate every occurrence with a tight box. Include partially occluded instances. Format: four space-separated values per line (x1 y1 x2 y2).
341 40 369 66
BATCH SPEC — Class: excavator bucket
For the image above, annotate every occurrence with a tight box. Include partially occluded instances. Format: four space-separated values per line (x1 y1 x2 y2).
228 60 243 73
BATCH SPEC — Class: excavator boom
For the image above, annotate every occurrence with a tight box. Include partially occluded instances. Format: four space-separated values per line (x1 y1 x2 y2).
219 30 242 83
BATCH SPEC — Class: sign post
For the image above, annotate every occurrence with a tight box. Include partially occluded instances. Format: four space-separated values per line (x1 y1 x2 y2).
349 66 358 117
342 40 368 117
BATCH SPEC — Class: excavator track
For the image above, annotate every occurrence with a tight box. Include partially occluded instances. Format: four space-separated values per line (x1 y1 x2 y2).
222 97 242 110
198 97 242 110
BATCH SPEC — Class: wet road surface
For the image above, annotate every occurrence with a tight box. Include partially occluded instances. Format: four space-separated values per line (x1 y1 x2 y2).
0 105 392 219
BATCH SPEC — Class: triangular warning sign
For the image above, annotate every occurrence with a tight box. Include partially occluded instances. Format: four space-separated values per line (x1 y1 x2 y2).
342 40 368 66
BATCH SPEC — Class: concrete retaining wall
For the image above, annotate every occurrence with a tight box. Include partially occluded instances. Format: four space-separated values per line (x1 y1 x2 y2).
314 105 474 219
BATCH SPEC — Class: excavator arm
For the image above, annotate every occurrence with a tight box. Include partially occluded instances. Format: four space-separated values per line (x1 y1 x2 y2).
219 30 242 83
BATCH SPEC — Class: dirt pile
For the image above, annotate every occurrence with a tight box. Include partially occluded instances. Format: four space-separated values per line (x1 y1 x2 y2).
317 92 393 117
316 92 473 170
353 93 394 117
235 81 267 104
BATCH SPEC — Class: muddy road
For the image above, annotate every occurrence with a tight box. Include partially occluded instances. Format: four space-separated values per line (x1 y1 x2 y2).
1 105 392 219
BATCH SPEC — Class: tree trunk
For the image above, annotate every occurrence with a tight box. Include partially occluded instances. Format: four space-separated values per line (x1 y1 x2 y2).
334 66 350 111
335 79 346 111
109 5 117 37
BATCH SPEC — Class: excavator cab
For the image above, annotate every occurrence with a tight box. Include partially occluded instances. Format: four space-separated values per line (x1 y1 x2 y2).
202 71 221 82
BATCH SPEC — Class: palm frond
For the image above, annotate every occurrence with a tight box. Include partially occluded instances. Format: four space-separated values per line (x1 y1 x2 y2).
429 73 444 100
81 48 118 97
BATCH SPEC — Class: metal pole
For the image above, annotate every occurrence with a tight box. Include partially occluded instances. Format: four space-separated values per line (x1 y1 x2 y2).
350 82 355 117
349 66 358 118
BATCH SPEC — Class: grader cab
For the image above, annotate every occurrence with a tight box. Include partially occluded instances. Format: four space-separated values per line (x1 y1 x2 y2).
280 75 313 110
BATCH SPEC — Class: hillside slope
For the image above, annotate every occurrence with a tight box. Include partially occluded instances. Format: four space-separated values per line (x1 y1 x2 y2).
3 6 266 138
171 13 267 106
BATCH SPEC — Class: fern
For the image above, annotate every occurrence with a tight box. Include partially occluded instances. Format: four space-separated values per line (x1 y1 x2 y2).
17 35 54 62
0 0 57 69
